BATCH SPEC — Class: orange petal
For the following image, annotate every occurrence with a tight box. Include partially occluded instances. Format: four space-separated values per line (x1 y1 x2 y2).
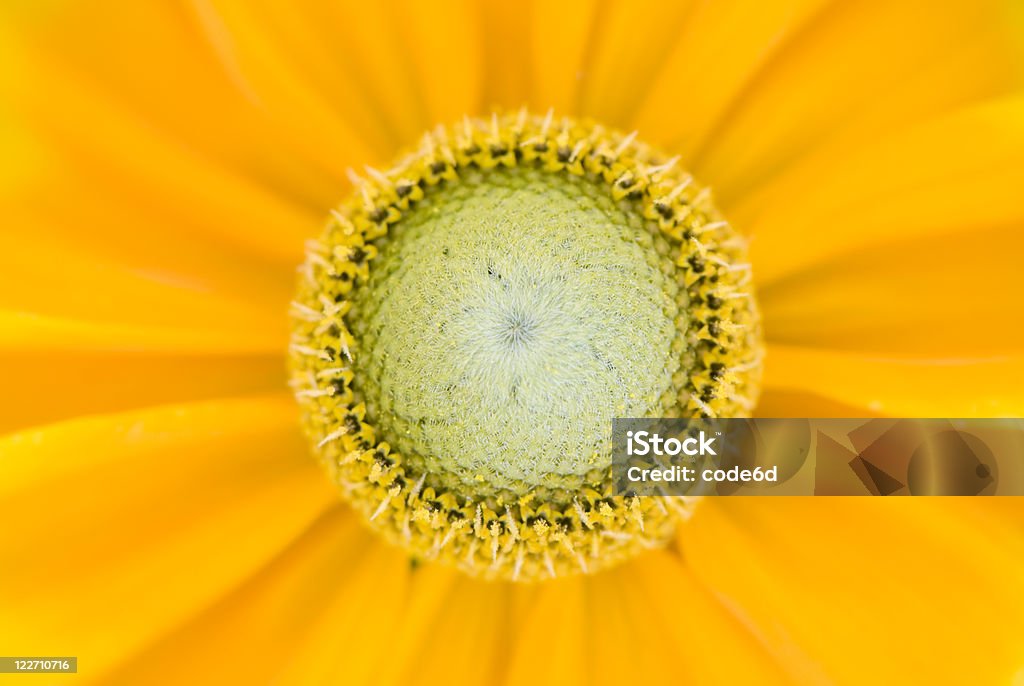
0 237 288 351
382 572 509 686
622 550 792 685
759 224 1024 356
1 209 293 327
763 343 1024 416
754 389 885 419
2 1 348 208
394 0 484 127
186 0 395 172
632 0 830 151
692 0 1024 206
367 562 476 686
0 310 282 356
0 350 284 435
0 395 337 682
586 568 653 685
502 575 589 685
2 24 322 265
742 96 1024 285
528 0 602 115
574 0 696 127
283 1 451 145
682 498 1024 685
104 511 412 685
478 0 534 110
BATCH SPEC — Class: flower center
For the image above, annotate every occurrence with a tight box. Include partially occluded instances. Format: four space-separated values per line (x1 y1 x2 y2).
349 167 682 495
289 112 763 581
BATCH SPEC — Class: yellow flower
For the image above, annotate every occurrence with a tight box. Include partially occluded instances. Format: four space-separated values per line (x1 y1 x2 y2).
2 1 1024 685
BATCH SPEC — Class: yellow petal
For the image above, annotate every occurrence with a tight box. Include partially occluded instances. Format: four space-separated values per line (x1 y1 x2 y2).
759 224 1024 356
764 344 1024 416
272 537 413 686
0 311 281 356
632 0 829 150
624 551 792 685
192 0 486 149
3 152 291 345
186 0 393 172
754 389 884 419
742 96 1024 285
502 576 588 686
369 563 485 686
0 237 288 350
0 395 337 682
381 572 508 686
528 0 602 115
691 0 1024 206
1 2 345 209
0 350 283 435
586 567 653 685
104 511 410 685
394 0 483 127
682 498 1024 685
574 0 696 126
479 1 533 110
2 29 321 265
289 1 446 145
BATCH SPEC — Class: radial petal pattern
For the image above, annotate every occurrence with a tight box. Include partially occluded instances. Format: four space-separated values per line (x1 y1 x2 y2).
2 1 1023 684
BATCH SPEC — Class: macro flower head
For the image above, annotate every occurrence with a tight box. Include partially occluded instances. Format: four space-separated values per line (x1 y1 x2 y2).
2 1 1024 685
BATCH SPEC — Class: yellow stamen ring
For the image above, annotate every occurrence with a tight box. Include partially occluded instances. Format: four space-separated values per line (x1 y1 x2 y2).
289 111 763 581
